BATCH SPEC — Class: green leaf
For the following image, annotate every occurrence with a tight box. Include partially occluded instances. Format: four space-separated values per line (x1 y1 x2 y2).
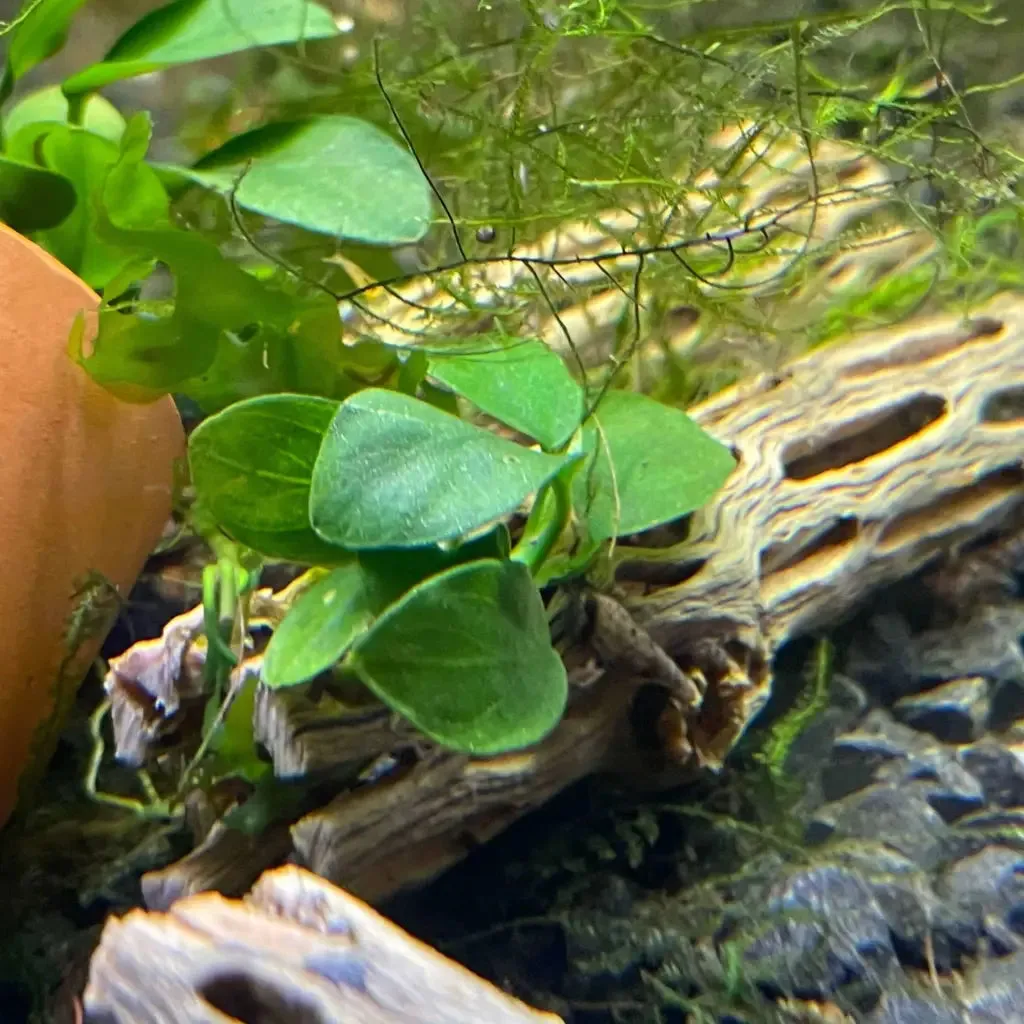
427 334 584 449
3 84 125 147
263 528 511 688
188 393 353 564
70 220 348 410
171 116 432 245
4 0 91 86
577 390 735 542
208 670 270 783
310 388 577 549
0 154 75 232
32 116 169 288
63 0 340 95
262 563 377 687
348 559 567 753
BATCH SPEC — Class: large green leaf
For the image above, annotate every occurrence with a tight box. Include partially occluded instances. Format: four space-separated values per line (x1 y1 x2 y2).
63 0 340 94
188 393 352 564
310 388 576 549
427 334 584 450
3 0 91 88
577 390 736 543
0 154 74 232
172 116 432 245
348 559 567 753
32 116 169 288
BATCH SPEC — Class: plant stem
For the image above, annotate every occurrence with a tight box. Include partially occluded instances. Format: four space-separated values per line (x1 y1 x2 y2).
510 474 571 576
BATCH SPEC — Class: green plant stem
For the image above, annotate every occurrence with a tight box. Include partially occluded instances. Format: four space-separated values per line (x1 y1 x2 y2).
510 474 570 576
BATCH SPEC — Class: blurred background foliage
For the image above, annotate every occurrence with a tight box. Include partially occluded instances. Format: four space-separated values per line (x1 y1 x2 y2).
3 0 1023 404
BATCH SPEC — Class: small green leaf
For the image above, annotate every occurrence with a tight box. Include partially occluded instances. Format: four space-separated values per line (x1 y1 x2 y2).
427 334 584 449
222 774 313 835
189 393 352 564
578 390 735 542
32 117 169 288
172 116 432 245
348 559 567 753
310 388 577 549
263 563 377 687
0 154 75 232
4 0 91 86
208 671 270 783
263 528 512 688
63 0 340 95
3 84 125 148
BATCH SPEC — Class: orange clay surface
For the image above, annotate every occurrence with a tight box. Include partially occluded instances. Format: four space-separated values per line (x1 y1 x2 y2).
0 223 184 830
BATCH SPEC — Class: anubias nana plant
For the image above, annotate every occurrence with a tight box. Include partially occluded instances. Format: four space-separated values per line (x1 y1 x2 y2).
0 0 735 770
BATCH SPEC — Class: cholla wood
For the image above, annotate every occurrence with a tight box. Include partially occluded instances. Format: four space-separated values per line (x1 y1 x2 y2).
125 292 1024 910
286 293 1024 900
97 122 1024 906
84 865 562 1023
339 120 935 378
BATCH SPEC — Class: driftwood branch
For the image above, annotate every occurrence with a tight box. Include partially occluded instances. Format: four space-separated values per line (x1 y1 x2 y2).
132 292 1024 909
83 864 562 1023
93 121 1024 907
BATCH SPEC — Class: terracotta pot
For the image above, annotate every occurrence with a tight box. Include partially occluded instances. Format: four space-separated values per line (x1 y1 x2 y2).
0 223 184 830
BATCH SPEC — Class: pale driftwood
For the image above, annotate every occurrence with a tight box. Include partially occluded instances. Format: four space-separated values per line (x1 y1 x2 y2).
253 680 414 778
90 119 1023 904
83 864 563 1024
283 293 1024 902
141 819 294 912
127 292 1024 909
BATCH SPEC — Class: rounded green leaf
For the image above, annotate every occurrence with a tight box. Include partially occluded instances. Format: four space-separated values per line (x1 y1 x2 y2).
348 559 567 754
174 116 432 245
309 388 576 549
427 335 584 450
577 390 736 542
62 0 340 94
3 85 125 147
263 529 512 688
189 393 351 563
263 564 376 688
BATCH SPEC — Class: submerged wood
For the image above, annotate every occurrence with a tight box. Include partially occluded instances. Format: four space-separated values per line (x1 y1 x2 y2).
290 293 1024 900
96 121 1024 905
121 292 1024 909
83 864 563 1023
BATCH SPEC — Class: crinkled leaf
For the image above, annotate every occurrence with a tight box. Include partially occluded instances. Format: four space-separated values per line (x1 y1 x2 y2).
348 559 567 754
71 218 348 410
310 388 576 549
173 116 432 245
63 0 339 94
32 115 169 288
0 154 74 232
188 393 351 563
3 85 125 148
576 390 735 542
427 334 584 449
4 0 91 85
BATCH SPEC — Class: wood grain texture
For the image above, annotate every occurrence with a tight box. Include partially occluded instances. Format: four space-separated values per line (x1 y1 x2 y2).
85 865 563 1023
95 122 1024 907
